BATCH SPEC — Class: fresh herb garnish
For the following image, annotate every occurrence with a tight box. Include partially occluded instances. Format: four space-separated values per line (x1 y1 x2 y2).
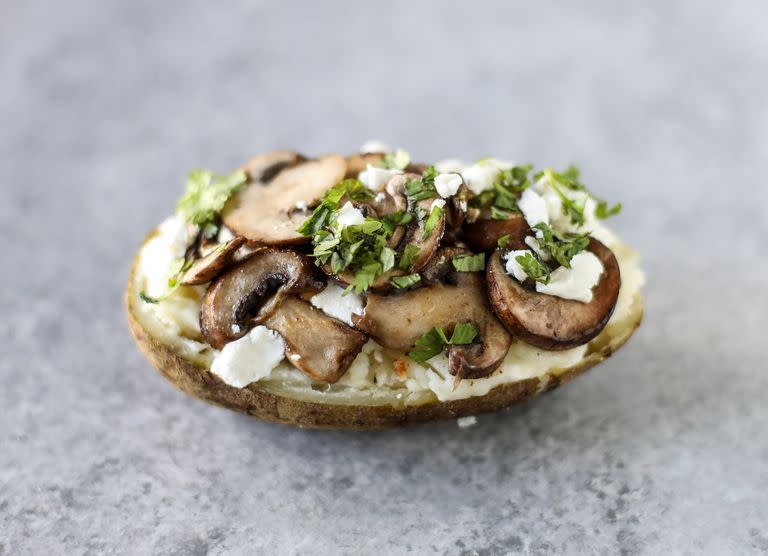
471 164 532 217
451 253 485 272
408 323 479 362
533 223 589 268
176 169 247 231
296 179 373 236
405 166 439 202
537 166 621 224
379 149 411 170
497 234 511 249
397 244 420 270
422 204 444 239
514 252 551 284
390 273 421 289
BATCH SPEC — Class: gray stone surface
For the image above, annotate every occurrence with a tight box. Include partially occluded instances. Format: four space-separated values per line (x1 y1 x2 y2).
2 1 767 554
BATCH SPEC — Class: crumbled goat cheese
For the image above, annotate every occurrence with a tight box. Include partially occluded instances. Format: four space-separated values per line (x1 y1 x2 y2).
461 159 513 194
457 416 478 428
359 164 402 189
518 188 549 228
434 159 464 174
434 173 462 198
336 202 365 228
536 251 604 303
310 283 364 326
430 198 447 212
504 250 532 282
360 140 391 154
210 326 285 388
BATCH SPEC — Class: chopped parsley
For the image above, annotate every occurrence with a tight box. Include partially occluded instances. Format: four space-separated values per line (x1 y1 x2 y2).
397 244 420 270
390 273 421 289
497 234 511 249
533 223 589 269
408 322 479 363
176 169 247 233
514 252 551 284
451 253 485 272
298 180 418 293
404 166 439 202
421 204 444 239
471 164 532 216
536 166 621 225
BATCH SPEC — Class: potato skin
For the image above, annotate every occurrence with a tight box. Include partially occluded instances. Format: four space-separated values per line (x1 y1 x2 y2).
126 237 643 430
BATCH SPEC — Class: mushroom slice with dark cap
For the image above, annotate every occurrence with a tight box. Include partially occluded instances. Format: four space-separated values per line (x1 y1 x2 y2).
239 150 305 182
353 248 512 379
464 212 530 253
222 154 347 246
200 249 325 349
180 237 249 286
486 238 621 350
262 297 367 383
344 152 385 177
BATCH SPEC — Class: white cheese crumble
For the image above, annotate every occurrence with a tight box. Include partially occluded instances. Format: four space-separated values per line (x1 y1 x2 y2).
518 188 549 228
457 416 478 428
218 226 236 242
359 164 402 189
536 251 604 302
310 283 364 326
210 326 285 388
435 159 464 173
504 250 531 282
336 202 365 228
430 198 446 212
139 215 189 298
434 173 462 198
360 140 391 154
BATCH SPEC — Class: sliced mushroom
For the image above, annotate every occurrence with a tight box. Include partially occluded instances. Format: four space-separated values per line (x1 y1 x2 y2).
200 249 325 349
345 152 384 177
486 239 621 350
222 154 347 246
353 249 511 379
239 150 304 182
262 297 367 383
181 237 248 286
464 212 530 253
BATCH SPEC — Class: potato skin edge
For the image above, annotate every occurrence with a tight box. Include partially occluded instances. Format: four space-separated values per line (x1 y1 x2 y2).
125 235 643 430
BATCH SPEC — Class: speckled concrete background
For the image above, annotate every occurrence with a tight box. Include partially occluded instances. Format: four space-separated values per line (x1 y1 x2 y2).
2 1 767 554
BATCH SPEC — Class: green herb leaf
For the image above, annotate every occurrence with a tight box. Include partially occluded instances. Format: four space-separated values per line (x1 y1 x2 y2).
497 234 511 249
449 322 478 345
422 205 444 239
390 273 421 289
595 200 622 219
380 247 396 272
398 244 420 270
409 327 450 362
533 222 590 268
490 206 512 220
451 253 485 272
408 322 478 362
176 169 247 229
515 252 551 284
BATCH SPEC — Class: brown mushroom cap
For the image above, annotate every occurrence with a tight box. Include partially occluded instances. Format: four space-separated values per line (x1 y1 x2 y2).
239 150 304 182
222 154 347 246
200 249 325 349
262 297 367 383
180 237 248 286
464 213 530 253
353 248 511 379
487 238 621 350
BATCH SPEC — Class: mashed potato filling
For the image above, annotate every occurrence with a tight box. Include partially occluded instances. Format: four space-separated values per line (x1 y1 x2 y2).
133 215 643 405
